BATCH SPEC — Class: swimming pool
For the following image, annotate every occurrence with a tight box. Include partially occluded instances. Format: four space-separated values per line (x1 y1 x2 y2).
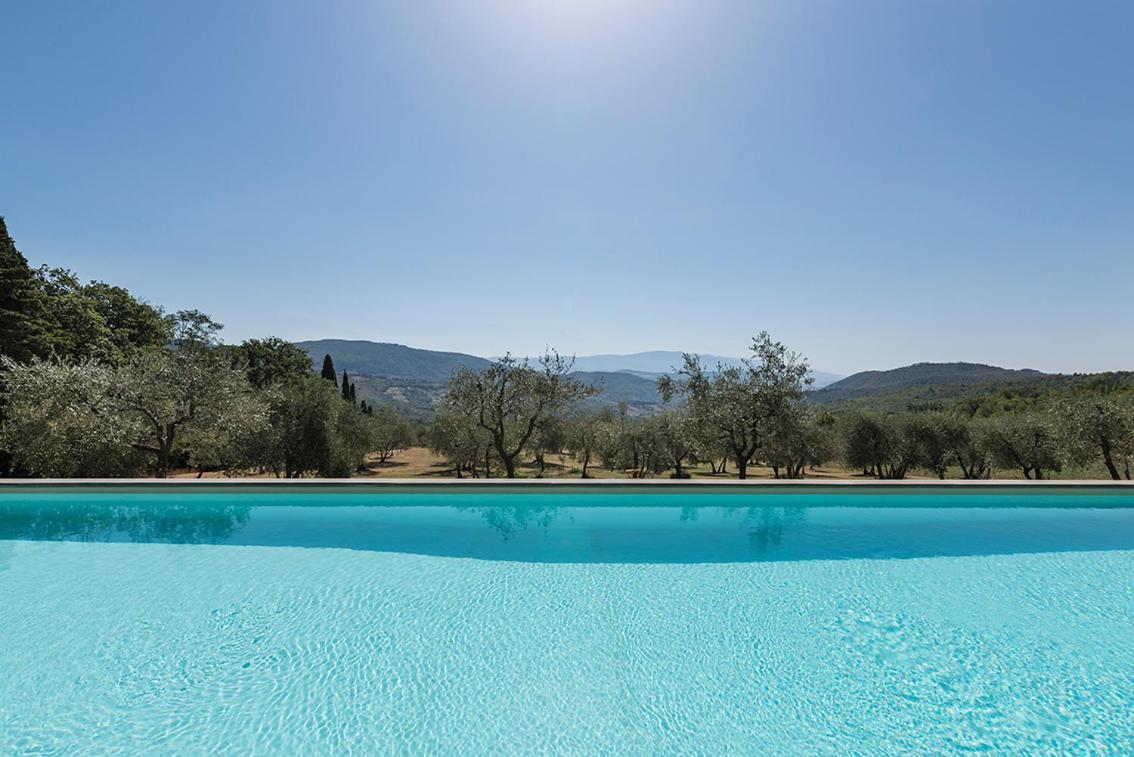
2 486 1133 753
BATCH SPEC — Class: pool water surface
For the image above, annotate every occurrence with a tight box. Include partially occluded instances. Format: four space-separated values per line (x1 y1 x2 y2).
1 489 1132 753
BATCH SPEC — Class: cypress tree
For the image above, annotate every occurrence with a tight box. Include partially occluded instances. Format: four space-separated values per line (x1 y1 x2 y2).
349 383 357 406
0 217 55 361
320 354 336 382
341 370 351 400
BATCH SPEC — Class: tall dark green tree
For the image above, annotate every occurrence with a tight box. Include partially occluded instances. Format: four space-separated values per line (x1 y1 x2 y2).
0 217 55 361
236 337 311 389
34 267 170 364
320 354 336 382
341 371 351 400
349 383 357 406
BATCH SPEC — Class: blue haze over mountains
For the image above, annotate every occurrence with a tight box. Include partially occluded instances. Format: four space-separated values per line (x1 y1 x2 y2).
296 340 1059 423
295 339 851 420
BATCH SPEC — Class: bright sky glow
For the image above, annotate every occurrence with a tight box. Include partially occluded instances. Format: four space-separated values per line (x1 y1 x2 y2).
2 1 1131 374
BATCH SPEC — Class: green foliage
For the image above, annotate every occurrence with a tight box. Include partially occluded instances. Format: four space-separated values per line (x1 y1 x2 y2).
647 409 700 478
565 409 612 478
1056 398 1134 480
321 354 337 382
0 220 169 366
0 357 147 476
112 350 260 477
0 218 55 363
762 407 836 479
35 268 171 364
261 377 368 477
838 411 923 479
428 409 493 478
370 405 416 463
809 362 1045 405
235 337 311 389
658 332 811 479
0 352 258 477
980 414 1062 480
443 352 597 478
170 310 223 352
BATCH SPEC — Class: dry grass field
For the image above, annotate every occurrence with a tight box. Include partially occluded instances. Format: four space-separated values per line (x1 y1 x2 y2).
354 447 903 480
173 446 892 480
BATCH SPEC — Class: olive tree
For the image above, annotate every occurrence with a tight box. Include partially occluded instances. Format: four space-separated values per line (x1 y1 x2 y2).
839 411 923 480
982 414 1062 480
762 407 836 479
945 415 993 480
0 352 259 478
659 332 810 479
648 409 699 479
260 376 373 478
111 351 258 477
1057 398 1134 480
443 352 596 478
428 409 494 478
0 357 147 476
370 404 416 463
565 409 612 478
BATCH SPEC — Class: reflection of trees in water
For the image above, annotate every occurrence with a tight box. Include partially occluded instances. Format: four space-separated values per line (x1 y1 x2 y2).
0 502 251 544
718 505 807 553
456 506 563 539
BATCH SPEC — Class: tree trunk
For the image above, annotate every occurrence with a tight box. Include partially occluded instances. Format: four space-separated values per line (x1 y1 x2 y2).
1101 438 1122 481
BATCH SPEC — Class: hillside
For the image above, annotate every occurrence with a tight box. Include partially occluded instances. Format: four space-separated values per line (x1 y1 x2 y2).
572 351 842 387
807 362 1048 407
297 340 491 382
571 371 665 410
348 370 662 422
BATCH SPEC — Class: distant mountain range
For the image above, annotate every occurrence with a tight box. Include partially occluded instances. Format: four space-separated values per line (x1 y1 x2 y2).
297 340 675 420
567 351 843 388
296 340 492 382
296 341 1053 421
297 342 843 387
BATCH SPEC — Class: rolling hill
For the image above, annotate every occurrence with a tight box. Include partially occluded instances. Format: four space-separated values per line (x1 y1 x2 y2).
570 351 842 388
298 341 666 420
807 362 1047 406
346 370 663 422
297 340 491 382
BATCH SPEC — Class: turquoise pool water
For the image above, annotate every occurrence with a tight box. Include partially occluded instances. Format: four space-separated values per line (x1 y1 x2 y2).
2 489 1133 753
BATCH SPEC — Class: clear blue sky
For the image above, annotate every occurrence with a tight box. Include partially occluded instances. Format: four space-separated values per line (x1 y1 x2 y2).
3 1 1131 374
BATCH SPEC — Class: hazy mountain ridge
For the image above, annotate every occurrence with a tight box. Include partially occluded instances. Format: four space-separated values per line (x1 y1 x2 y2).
346 370 662 422
298 341 842 390
296 341 677 419
299 342 1061 419
569 351 842 387
296 340 492 382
